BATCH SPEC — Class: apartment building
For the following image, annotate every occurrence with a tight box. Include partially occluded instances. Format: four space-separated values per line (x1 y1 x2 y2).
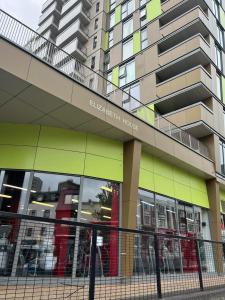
1 0 225 277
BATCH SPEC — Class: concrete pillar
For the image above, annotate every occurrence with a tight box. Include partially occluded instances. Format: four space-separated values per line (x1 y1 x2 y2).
121 139 142 277
206 178 224 273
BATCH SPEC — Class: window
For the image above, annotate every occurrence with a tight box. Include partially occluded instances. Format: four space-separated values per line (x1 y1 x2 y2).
93 36 97 49
122 0 135 19
26 228 33 237
89 78 94 89
110 0 116 10
140 7 147 26
96 2 100 13
140 0 147 7
43 210 50 218
212 0 219 19
123 38 133 60
94 18 99 30
29 210 36 216
106 72 113 93
123 18 133 38
137 190 155 229
122 83 140 110
216 73 222 99
40 227 47 236
109 30 114 47
91 56 95 69
104 52 110 71
119 60 135 86
220 140 225 175
217 24 224 48
141 27 148 49
215 45 222 71
110 11 115 28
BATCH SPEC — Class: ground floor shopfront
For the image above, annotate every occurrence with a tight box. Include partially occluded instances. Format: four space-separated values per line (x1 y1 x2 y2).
0 123 222 278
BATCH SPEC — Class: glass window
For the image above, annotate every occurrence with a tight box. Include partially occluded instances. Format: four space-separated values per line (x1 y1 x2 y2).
94 18 98 30
140 0 147 6
137 189 155 230
122 0 135 19
220 140 225 175
0 170 27 213
93 36 97 49
122 82 140 110
141 27 148 49
96 2 100 13
123 38 133 60
215 44 222 71
155 195 177 232
216 73 222 100
217 25 224 48
106 72 113 93
119 60 135 86
109 30 114 47
28 173 80 219
110 11 115 28
110 0 116 10
80 178 120 225
140 7 147 26
123 18 133 38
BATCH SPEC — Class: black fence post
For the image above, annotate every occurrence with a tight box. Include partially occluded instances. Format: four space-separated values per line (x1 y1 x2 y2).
154 234 162 298
89 228 97 300
195 239 204 291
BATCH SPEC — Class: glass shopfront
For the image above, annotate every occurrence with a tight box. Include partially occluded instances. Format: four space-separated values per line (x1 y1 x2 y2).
136 189 210 274
0 170 120 277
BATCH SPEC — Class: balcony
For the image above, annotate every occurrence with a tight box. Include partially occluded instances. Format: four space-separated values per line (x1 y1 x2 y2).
62 0 92 15
163 102 214 138
58 2 90 32
39 2 60 25
56 19 88 47
53 38 87 64
155 66 212 114
160 0 208 27
159 6 209 53
158 34 210 68
41 0 55 12
37 15 58 35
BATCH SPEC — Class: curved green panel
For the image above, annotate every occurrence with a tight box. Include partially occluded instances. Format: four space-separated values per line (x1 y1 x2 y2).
112 66 119 87
139 152 209 208
0 123 123 182
104 32 109 51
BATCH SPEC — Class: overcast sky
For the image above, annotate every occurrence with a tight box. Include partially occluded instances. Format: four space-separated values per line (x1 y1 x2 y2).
1 0 44 30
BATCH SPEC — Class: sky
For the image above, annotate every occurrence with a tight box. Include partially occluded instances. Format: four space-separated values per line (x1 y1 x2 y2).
1 0 44 30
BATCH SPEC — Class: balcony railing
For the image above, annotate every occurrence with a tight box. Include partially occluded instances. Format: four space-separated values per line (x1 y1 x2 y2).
0 9 210 159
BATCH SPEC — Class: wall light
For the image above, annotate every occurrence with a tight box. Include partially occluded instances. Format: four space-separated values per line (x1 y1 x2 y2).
3 184 36 193
100 186 112 192
0 194 12 199
101 206 112 211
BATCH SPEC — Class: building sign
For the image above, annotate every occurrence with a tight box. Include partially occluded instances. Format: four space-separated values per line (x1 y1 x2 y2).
89 100 138 131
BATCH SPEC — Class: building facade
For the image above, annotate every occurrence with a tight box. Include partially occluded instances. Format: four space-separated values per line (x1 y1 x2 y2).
1 0 225 277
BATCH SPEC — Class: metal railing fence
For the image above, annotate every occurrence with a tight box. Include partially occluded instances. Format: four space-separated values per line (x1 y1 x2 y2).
0 9 209 159
0 211 225 300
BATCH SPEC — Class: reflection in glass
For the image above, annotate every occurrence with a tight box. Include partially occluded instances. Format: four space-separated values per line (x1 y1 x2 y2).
17 173 81 277
77 178 120 277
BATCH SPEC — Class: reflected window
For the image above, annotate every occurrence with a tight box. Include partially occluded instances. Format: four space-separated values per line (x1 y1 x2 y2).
156 195 177 232
137 189 155 230
28 173 80 220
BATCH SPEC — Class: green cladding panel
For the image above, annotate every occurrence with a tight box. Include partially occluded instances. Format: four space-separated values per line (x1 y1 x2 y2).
136 104 155 125
133 31 141 54
220 7 225 29
115 5 121 24
0 123 123 182
139 152 209 208
104 32 109 51
112 66 119 87
146 0 162 21
105 0 110 13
